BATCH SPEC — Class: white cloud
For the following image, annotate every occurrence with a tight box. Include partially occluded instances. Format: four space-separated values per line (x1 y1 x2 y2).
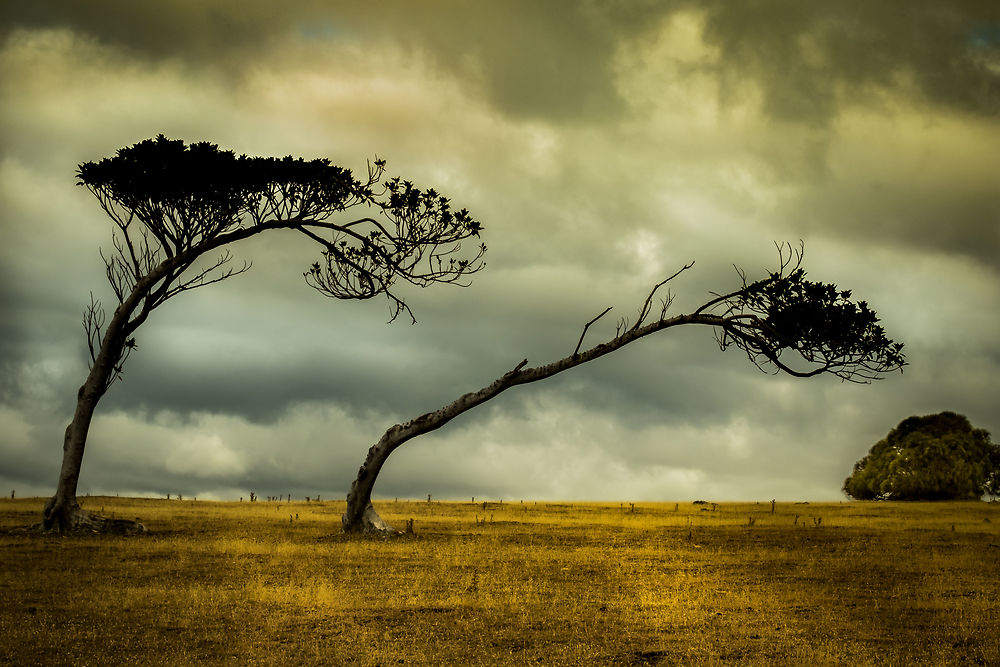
165 433 246 478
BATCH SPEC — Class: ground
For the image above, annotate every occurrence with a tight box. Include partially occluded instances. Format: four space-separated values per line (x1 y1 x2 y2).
1 496 998 665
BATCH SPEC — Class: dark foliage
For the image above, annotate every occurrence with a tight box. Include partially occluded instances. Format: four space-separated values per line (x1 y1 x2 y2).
77 135 485 324
78 136 364 230
700 243 906 382
843 411 999 500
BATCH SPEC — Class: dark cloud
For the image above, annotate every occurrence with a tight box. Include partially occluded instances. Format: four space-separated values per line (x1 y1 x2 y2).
0 0 664 122
347 0 659 122
701 1 1000 124
792 184 1000 272
0 0 296 63
5 1 998 126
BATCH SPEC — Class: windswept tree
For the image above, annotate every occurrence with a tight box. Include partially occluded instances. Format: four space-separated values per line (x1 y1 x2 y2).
342 244 906 533
43 136 485 533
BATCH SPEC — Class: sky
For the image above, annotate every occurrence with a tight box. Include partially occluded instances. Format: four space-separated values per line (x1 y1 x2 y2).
1 1 998 504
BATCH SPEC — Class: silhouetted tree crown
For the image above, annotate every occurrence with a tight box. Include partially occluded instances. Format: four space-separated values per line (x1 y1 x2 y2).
843 411 999 501
76 134 485 322
78 139 357 242
702 248 905 382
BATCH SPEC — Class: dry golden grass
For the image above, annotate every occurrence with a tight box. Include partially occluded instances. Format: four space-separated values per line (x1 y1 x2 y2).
2 496 999 665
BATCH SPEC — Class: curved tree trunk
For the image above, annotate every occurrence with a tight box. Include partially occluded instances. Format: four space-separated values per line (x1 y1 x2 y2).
341 442 394 533
341 308 726 534
341 359 531 534
39 313 146 534
342 447 393 533
40 369 145 534
42 383 101 531
39 227 284 533
38 234 265 532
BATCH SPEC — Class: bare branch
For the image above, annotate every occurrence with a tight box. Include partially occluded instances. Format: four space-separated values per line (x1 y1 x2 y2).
574 307 613 357
83 293 104 369
83 293 138 390
160 251 251 302
632 261 695 331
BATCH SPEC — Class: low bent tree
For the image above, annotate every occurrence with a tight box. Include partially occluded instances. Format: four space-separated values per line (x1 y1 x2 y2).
43 136 485 533
343 244 906 533
843 411 999 501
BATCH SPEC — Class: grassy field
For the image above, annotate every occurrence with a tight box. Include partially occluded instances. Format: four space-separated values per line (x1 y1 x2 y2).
2 497 999 665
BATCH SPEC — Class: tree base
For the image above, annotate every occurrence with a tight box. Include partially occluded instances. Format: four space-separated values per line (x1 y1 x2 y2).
36 504 146 536
341 504 402 536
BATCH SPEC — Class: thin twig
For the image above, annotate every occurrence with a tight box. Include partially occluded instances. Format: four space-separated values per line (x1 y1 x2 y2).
632 261 695 331
574 307 613 356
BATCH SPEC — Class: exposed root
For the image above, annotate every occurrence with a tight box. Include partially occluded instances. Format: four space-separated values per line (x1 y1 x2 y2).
341 504 403 537
35 506 146 536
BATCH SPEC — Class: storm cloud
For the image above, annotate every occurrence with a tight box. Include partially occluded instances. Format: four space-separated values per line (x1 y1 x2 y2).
1 2 998 503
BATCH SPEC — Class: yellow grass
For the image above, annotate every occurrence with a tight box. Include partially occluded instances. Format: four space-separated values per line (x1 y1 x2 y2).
2 497 999 665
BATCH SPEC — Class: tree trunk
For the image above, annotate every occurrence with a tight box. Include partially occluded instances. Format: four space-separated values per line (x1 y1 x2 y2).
341 457 389 533
340 359 533 534
341 431 407 534
339 309 728 534
39 323 146 534
41 386 99 532
38 231 269 533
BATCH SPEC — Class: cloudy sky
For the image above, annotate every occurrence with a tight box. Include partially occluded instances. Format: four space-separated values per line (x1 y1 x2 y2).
1 2 998 504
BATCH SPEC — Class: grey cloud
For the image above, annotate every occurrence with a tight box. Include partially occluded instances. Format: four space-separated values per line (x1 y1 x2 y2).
5 1 998 127
791 184 1000 273
0 0 296 64
350 0 658 122
701 1 1000 124
0 0 665 122
99 341 462 425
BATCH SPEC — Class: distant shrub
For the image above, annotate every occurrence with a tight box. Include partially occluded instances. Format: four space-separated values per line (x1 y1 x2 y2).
844 411 1000 501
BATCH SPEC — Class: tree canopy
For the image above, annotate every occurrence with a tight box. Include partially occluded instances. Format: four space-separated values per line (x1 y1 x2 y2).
843 411 1000 501
77 135 485 325
701 248 905 382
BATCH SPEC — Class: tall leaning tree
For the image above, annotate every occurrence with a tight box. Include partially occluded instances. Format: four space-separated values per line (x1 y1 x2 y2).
42 135 485 533
342 244 906 533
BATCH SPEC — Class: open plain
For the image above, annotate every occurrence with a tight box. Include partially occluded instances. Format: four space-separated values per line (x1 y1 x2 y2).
1 497 998 665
